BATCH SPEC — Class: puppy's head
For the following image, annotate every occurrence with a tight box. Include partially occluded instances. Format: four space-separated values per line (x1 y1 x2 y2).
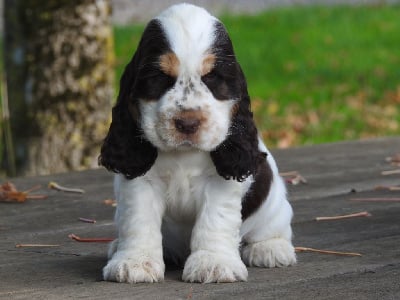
100 4 261 181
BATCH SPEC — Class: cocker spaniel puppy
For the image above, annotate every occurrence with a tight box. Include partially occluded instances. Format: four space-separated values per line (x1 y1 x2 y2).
99 3 296 283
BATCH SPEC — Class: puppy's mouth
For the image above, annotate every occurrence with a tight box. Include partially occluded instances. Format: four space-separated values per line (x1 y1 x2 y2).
167 133 202 150
175 140 198 150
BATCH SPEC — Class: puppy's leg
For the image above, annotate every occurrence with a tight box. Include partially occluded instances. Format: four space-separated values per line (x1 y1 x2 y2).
241 173 296 268
103 175 165 283
182 178 248 283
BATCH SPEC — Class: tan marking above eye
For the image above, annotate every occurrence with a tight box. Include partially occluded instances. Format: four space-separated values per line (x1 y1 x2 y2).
159 52 180 77
201 54 216 76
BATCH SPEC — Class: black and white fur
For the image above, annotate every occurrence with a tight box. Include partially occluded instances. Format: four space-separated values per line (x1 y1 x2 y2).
99 3 296 283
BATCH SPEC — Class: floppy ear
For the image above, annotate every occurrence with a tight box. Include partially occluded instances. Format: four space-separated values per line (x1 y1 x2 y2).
99 50 157 180
210 66 265 182
100 19 174 179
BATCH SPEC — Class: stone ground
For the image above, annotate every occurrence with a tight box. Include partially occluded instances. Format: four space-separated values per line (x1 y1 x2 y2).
1 137 399 299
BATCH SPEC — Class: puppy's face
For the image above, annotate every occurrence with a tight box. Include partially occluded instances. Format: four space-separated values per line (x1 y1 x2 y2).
132 7 242 151
100 4 259 181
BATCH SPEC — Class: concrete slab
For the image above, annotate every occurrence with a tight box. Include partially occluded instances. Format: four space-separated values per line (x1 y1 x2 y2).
1 137 399 299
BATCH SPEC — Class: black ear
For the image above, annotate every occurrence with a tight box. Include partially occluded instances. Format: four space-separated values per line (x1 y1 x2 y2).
99 21 166 179
99 58 157 180
210 66 265 182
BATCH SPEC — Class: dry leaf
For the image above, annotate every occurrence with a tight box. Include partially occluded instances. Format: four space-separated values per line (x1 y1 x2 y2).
280 171 307 185
103 199 117 207
0 182 47 203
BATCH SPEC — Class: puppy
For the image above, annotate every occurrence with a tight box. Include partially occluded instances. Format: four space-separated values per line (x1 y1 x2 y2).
99 3 296 283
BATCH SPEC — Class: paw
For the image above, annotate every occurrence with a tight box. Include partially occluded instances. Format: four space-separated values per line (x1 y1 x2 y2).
182 250 248 283
242 238 296 267
103 253 165 283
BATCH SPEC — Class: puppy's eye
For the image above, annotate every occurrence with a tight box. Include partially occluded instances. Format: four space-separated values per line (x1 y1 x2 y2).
201 70 225 92
135 69 176 100
144 69 172 80
201 68 235 100
201 70 219 84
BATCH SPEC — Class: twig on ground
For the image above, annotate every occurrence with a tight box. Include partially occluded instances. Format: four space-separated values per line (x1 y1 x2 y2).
280 171 307 185
16 244 60 248
375 185 400 191
68 233 114 243
280 171 299 177
315 211 371 221
23 185 42 194
78 217 96 224
350 198 400 202
48 182 85 194
295 247 362 257
381 169 400 176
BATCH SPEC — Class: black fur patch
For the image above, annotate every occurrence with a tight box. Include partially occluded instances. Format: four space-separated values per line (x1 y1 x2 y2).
241 156 273 219
201 22 241 100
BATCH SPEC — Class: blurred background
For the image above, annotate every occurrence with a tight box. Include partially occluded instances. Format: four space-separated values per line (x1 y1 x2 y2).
0 0 399 178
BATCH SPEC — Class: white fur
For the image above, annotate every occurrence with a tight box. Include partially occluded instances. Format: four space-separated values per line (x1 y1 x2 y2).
157 4 217 73
104 141 296 283
103 4 296 284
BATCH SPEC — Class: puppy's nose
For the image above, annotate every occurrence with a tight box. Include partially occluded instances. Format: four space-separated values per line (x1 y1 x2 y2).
174 117 201 134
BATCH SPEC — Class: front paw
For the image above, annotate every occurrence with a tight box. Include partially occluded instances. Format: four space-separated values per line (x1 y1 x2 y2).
242 238 296 267
182 250 248 283
103 252 165 283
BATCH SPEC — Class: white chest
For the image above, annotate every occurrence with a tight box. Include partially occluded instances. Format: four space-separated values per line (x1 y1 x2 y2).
149 151 216 222
136 150 252 224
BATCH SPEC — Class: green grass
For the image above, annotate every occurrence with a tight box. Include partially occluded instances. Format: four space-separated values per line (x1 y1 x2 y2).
224 6 400 102
113 5 400 147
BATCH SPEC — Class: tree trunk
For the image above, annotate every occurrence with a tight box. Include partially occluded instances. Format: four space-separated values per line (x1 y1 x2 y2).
4 0 114 176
